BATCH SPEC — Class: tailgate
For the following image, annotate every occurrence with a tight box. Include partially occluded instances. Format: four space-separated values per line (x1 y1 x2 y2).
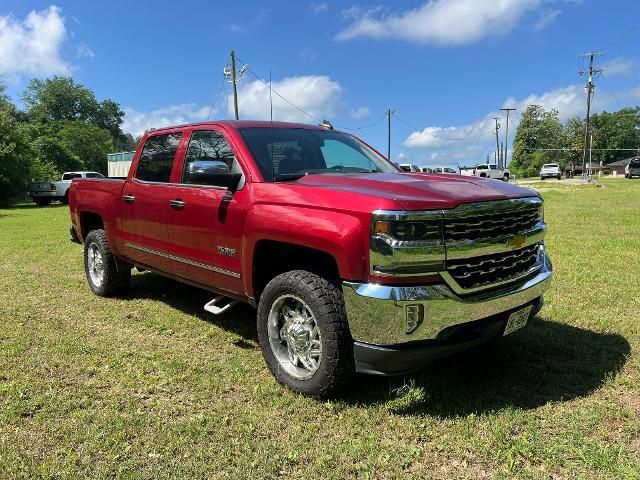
29 182 54 192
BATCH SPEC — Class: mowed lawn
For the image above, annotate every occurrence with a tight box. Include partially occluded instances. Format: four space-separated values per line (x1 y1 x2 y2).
1 178 639 479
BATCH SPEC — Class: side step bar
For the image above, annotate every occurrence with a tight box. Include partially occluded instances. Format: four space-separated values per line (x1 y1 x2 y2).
204 295 238 315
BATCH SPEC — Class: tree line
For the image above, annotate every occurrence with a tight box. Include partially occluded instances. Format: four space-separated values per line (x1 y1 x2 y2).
0 76 136 204
510 104 640 177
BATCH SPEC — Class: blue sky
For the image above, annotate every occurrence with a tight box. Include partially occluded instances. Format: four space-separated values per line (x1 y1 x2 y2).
1 0 639 166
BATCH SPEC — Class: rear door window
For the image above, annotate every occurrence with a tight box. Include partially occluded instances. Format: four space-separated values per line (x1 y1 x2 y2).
62 173 81 180
135 133 183 183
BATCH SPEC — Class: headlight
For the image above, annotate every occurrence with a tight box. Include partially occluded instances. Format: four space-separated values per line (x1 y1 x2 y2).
370 211 445 276
538 203 544 223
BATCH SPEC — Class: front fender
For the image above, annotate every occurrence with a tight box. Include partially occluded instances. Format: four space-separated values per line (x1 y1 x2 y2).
242 204 369 296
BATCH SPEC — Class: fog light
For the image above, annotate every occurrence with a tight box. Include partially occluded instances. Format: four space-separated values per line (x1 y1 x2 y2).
405 304 424 334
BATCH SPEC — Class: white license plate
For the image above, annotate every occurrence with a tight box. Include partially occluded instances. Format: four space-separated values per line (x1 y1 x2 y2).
503 306 532 336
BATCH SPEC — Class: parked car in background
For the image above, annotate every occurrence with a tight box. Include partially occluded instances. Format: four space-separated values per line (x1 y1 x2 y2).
431 166 460 174
414 164 460 174
399 163 420 172
625 158 640 178
471 164 510 181
68 120 551 397
540 164 562 180
28 171 104 206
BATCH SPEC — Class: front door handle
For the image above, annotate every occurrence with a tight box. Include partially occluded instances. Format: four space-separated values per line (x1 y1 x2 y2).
169 199 185 210
122 194 135 204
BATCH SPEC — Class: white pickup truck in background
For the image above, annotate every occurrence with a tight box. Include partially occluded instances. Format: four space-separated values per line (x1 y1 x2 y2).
28 171 104 206
461 164 510 181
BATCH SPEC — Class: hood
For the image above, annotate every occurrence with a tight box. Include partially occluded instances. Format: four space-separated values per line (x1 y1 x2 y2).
293 172 537 210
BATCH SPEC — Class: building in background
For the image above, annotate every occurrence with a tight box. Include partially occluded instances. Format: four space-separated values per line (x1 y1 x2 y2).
107 152 135 177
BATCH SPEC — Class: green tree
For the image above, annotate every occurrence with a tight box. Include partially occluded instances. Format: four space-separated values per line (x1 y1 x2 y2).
0 84 30 203
590 108 640 165
510 105 567 177
21 76 127 148
57 121 114 174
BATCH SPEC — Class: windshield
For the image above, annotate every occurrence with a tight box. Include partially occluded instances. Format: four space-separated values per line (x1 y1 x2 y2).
543 164 559 168
629 159 640 168
238 128 398 182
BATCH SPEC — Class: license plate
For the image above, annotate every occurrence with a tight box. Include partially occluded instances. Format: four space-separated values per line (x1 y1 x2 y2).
503 306 532 336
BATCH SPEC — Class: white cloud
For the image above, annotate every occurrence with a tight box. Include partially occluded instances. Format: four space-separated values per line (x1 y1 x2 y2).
311 3 328 14
534 8 561 30
76 44 95 59
350 106 370 119
604 57 634 77
0 6 70 76
122 104 211 137
402 82 640 164
232 75 343 123
230 11 267 33
336 0 542 45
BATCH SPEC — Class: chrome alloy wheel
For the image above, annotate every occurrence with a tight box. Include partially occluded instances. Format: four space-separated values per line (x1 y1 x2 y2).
267 295 322 380
87 242 104 288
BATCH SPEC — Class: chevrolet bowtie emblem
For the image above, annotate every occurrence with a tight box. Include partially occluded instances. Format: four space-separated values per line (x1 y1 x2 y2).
507 235 526 248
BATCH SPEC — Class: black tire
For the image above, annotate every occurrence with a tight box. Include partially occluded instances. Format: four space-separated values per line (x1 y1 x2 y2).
540 177 544 181
502 174 509 182
83 229 131 297
61 192 69 204
33 197 52 206
256 270 354 398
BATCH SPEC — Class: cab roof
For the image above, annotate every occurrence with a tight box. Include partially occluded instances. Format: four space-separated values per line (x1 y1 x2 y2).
147 120 333 134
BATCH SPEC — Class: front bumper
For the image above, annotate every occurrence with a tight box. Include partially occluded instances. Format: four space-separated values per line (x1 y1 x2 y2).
343 250 552 374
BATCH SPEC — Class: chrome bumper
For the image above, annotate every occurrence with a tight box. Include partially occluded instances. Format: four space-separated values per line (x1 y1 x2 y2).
343 250 552 345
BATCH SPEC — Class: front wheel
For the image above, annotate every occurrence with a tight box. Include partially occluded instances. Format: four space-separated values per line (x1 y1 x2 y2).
84 229 131 297
256 270 354 398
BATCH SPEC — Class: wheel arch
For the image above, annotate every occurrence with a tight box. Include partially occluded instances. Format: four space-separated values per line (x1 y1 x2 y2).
251 240 341 302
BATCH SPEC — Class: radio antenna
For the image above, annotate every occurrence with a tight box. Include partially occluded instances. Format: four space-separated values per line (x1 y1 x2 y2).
270 68 276 182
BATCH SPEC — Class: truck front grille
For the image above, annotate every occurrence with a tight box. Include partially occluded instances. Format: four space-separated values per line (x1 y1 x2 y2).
444 201 540 243
446 243 541 291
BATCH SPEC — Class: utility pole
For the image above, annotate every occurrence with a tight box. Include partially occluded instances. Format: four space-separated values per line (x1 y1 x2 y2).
500 107 516 169
494 118 501 165
387 109 391 160
579 52 604 178
230 50 239 120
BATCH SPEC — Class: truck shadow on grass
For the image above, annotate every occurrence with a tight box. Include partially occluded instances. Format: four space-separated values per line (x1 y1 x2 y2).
348 316 630 416
128 272 259 342
127 274 629 415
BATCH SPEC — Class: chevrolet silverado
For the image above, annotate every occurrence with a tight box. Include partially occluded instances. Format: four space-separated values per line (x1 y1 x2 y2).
68 120 552 397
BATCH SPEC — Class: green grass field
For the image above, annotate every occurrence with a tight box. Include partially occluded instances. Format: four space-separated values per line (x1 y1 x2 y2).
1 178 639 479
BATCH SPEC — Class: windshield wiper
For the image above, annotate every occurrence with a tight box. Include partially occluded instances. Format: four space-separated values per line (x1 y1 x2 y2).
273 173 307 182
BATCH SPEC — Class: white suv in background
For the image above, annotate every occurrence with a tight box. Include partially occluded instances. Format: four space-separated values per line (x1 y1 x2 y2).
540 164 562 180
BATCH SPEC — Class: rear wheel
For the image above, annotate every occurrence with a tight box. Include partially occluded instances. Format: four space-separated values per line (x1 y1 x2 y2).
84 229 131 297
502 173 509 182
256 270 354 398
33 197 51 206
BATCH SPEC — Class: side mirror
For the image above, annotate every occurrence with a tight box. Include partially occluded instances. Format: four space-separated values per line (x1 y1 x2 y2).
187 160 242 191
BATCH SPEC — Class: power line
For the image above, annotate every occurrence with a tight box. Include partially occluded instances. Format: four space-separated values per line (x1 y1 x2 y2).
334 114 387 131
235 56 323 123
579 51 605 177
206 74 227 120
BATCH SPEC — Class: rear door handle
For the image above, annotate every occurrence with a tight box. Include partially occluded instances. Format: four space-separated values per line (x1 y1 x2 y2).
169 199 185 210
122 194 135 203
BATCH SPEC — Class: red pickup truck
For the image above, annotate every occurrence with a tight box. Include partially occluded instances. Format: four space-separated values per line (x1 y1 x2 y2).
68 120 552 397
